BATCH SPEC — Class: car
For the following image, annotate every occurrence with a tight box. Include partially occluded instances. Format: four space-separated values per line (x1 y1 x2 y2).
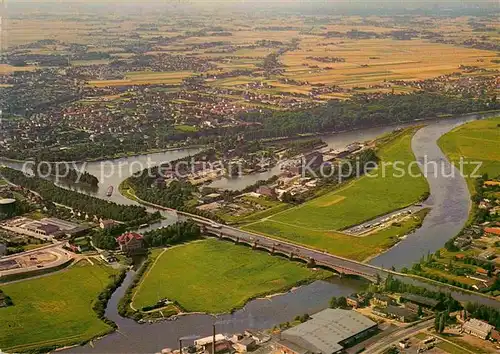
210 223 222 229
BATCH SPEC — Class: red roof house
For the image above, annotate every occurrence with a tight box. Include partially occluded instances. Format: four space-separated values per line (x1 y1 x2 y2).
484 227 500 236
116 232 145 254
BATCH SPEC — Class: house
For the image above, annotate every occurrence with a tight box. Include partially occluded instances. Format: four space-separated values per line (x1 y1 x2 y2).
384 305 418 323
116 232 145 254
65 242 81 253
462 318 493 339
0 243 6 257
491 329 500 342
257 185 276 198
233 337 256 353
100 251 117 263
347 295 361 308
484 227 500 236
244 330 271 344
399 293 440 310
100 219 117 229
195 335 232 354
371 294 393 307
276 309 377 354
303 151 324 169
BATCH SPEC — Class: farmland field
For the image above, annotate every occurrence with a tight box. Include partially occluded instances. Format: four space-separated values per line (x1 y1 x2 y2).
132 239 330 314
4 13 499 97
0 261 119 353
438 116 500 191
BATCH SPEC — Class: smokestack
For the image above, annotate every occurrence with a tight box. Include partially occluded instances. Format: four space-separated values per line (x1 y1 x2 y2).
212 324 216 354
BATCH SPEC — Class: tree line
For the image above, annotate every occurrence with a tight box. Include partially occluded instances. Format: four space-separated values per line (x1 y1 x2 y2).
37 163 99 187
93 220 201 251
0 167 148 222
143 221 200 248
5 92 496 163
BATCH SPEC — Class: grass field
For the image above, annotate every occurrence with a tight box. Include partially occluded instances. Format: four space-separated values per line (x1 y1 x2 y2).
174 124 199 133
132 239 330 314
247 128 427 227
243 208 429 261
438 116 500 192
242 128 428 260
0 261 118 353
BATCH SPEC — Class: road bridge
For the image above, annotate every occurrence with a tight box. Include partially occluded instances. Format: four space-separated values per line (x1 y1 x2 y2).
200 223 383 282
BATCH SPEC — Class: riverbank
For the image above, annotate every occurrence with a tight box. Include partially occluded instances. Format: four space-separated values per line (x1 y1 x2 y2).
242 127 429 261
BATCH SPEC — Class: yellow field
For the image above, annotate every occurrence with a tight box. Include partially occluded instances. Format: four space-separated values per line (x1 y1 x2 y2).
4 13 498 95
0 64 37 74
281 39 499 87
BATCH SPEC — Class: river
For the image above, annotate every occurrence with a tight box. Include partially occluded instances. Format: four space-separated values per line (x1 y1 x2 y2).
2 112 498 352
67 273 366 353
369 113 494 269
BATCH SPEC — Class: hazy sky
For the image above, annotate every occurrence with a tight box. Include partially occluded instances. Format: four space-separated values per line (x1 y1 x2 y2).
7 0 500 4
6 0 499 15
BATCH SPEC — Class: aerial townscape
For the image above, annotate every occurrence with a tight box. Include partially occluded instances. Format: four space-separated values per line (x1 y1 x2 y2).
0 0 500 353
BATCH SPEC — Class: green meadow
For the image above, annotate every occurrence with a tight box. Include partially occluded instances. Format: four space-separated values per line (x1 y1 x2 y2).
0 262 118 353
243 127 429 259
243 208 429 261
132 239 330 314
438 116 500 191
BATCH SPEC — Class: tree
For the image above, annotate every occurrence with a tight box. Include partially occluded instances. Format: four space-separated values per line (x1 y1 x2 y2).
438 313 445 333
337 296 347 309
329 296 337 308
300 314 310 323
434 312 441 332
418 306 423 318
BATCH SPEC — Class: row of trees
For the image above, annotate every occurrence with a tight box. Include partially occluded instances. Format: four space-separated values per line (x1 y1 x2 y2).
92 221 201 251
465 302 500 329
0 167 149 222
37 163 99 186
382 275 500 330
143 221 201 248
239 92 498 140
383 275 462 311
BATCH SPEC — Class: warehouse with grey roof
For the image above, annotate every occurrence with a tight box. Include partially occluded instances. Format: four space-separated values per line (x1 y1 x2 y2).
276 309 378 354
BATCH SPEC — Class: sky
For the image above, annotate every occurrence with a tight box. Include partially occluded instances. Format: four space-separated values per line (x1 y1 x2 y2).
6 0 499 15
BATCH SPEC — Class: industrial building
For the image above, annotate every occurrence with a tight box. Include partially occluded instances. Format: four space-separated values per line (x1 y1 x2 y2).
0 198 16 214
462 318 493 340
276 309 377 354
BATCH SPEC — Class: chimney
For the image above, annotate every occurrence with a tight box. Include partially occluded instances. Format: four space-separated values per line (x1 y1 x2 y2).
212 324 216 354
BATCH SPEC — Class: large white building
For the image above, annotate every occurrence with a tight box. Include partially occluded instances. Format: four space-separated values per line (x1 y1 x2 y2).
276 309 378 354
463 318 493 340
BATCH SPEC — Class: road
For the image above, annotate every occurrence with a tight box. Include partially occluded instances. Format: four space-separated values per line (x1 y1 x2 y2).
209 223 384 280
364 318 434 354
